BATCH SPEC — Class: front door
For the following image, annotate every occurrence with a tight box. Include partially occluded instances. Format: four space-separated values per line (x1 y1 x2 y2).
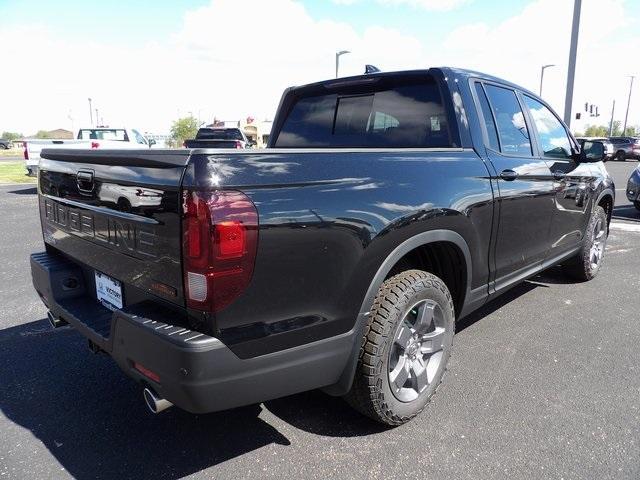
520 94 593 259
473 81 557 292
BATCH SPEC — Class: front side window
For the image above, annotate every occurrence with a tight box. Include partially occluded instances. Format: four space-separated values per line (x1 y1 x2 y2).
523 96 572 159
275 75 452 148
483 84 532 156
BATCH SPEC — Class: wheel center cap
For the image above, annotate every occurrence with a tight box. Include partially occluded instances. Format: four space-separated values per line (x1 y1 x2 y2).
407 341 419 356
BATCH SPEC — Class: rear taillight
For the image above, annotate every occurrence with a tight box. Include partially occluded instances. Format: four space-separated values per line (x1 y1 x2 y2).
182 190 258 312
235 140 242 149
91 141 100 149
23 142 28 160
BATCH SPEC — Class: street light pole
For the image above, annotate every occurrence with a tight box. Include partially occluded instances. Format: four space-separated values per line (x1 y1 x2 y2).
623 75 635 136
88 98 93 126
335 50 350 78
563 0 582 127
539 64 555 97
95 109 99 127
609 99 616 136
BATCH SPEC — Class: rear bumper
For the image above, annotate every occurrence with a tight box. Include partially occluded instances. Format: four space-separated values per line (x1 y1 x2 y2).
30 251 353 413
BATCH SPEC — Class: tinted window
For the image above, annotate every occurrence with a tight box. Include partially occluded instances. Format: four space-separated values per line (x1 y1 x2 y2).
483 84 532 156
474 82 500 151
523 96 572 159
197 128 244 140
78 129 127 141
275 76 451 148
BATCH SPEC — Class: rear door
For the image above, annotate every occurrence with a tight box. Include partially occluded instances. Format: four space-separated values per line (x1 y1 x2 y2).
472 81 556 292
38 149 191 307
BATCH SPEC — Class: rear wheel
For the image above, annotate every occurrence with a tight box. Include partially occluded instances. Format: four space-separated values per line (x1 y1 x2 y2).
616 150 626 161
634 201 640 211
345 270 455 426
562 206 608 281
0 144 7 150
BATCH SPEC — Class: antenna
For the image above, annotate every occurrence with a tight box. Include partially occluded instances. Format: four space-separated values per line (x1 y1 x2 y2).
364 65 381 74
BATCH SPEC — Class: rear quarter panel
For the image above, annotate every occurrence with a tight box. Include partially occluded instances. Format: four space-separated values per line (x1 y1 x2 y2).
184 149 494 357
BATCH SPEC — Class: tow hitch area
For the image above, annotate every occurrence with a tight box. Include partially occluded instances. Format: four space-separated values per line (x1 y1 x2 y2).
47 311 68 329
88 339 103 354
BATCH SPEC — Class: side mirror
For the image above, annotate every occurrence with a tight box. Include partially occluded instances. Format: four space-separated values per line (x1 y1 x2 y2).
580 140 605 162
148 138 157 147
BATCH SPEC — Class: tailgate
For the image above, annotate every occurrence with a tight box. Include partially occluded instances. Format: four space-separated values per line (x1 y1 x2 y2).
37 149 191 307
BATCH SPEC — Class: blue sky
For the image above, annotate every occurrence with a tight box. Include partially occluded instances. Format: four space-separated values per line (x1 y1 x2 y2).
0 0 544 48
1 0 639 134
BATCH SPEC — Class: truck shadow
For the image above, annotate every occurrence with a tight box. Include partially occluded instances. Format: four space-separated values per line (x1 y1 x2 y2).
7 186 37 195
0 320 290 480
0 275 559 477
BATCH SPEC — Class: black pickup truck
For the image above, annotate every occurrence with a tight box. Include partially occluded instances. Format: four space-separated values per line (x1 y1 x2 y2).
31 68 614 425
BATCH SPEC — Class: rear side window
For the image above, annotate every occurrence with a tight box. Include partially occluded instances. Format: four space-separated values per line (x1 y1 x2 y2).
474 82 500 151
274 76 451 148
483 84 532 156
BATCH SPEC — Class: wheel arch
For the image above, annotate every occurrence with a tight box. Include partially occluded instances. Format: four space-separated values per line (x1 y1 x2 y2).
595 188 614 229
323 229 473 396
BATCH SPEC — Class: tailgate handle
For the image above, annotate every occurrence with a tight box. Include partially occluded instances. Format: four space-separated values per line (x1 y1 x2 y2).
76 170 94 193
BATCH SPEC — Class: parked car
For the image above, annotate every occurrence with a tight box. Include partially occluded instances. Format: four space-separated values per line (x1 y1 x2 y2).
30 67 613 426
626 164 640 210
23 127 156 176
576 137 613 161
183 127 252 149
609 136 640 161
0 139 13 149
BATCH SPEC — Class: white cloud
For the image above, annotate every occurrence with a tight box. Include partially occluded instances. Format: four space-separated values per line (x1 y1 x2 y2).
332 0 469 11
0 0 423 135
0 0 638 136
433 0 640 131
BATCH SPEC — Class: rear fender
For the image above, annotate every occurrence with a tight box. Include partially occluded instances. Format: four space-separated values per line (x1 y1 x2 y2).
323 229 472 396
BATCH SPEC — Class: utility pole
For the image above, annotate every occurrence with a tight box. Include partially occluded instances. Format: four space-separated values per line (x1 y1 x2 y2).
95 109 99 127
335 50 350 78
623 75 635 136
563 0 582 127
88 98 93 126
539 64 555 97
609 99 616 136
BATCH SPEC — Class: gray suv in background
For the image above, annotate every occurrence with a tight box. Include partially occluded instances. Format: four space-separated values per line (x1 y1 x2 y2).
610 136 640 161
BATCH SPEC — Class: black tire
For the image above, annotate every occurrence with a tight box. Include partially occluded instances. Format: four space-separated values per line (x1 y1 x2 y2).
616 150 626 161
345 270 455 426
562 206 608 281
634 201 640 212
0 143 7 150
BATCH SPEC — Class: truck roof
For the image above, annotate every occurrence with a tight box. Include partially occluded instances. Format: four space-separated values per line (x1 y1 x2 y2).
287 67 539 101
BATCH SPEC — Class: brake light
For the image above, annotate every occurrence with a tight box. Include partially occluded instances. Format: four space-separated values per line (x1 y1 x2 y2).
91 142 100 149
182 190 258 312
235 140 242 149
23 141 28 160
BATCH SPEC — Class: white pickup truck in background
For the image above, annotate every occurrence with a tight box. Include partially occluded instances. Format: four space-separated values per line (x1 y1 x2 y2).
24 127 156 176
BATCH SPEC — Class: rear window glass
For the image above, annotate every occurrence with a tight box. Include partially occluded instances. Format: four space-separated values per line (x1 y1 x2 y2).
197 129 244 140
78 129 127 141
274 75 452 148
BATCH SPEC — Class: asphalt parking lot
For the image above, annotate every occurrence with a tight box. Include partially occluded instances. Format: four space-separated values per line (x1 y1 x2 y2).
1 161 639 480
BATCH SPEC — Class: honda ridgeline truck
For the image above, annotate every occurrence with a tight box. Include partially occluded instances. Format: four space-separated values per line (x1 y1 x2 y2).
31 68 614 425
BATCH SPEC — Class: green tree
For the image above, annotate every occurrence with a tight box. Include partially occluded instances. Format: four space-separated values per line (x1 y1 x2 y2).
1 131 23 141
170 116 199 147
582 125 609 137
35 130 53 139
611 120 622 136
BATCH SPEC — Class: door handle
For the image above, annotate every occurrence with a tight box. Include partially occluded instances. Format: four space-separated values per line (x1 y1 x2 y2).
499 169 518 181
553 171 566 180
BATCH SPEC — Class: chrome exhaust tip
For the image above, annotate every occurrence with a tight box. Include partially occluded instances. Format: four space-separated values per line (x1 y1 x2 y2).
143 388 173 414
47 311 68 329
